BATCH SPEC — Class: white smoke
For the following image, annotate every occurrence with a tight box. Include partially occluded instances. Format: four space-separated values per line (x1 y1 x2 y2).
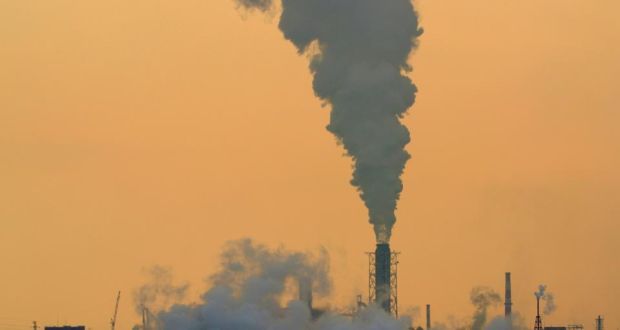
136 239 412 330
132 246 556 330
234 0 423 243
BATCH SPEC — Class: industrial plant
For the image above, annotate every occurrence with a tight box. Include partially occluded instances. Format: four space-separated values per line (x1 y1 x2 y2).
9 0 613 327
27 254 610 330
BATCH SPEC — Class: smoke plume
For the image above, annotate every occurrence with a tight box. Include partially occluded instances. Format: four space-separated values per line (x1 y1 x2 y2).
133 265 189 314
235 0 423 243
534 285 556 315
470 286 501 330
138 239 412 330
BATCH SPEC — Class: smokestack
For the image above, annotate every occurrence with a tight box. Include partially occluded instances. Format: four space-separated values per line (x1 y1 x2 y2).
596 316 604 330
505 272 512 318
375 243 391 313
426 304 431 330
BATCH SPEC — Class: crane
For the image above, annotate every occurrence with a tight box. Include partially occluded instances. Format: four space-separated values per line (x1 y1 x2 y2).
110 291 121 330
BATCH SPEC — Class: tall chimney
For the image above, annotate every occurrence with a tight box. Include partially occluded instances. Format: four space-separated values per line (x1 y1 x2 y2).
505 272 512 318
426 304 431 330
375 243 391 313
596 316 604 330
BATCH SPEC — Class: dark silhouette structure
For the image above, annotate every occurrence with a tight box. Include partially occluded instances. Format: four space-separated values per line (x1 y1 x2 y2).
505 272 512 318
426 304 431 330
368 243 399 316
534 294 543 330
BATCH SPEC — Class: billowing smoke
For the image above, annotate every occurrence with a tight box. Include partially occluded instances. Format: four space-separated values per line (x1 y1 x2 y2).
470 286 501 330
139 239 412 330
235 0 423 243
534 285 556 315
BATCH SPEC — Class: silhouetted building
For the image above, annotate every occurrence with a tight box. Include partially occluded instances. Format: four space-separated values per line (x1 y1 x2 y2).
544 327 567 330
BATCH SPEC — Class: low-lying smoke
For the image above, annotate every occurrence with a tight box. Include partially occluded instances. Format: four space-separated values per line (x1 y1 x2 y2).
234 0 423 243
133 256 543 330
432 312 529 330
430 290 529 330
485 312 529 330
137 239 412 330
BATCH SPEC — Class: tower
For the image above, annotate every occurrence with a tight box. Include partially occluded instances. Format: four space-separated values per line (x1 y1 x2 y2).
367 244 399 316
595 316 604 330
375 243 391 312
534 295 543 330
505 272 512 318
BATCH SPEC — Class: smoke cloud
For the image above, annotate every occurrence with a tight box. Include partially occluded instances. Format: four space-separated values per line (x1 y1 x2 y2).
235 0 423 243
534 285 556 315
138 239 412 330
470 286 502 330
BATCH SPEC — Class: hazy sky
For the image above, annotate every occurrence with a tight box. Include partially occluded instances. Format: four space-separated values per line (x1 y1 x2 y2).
1 0 619 329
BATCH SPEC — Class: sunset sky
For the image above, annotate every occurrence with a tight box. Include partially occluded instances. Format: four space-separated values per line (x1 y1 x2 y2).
1 0 619 329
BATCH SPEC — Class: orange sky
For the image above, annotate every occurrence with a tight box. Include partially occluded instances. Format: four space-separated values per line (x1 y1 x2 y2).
1 0 619 329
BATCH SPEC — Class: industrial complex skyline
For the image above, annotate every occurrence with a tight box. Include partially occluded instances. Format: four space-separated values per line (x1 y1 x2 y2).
1 0 619 329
